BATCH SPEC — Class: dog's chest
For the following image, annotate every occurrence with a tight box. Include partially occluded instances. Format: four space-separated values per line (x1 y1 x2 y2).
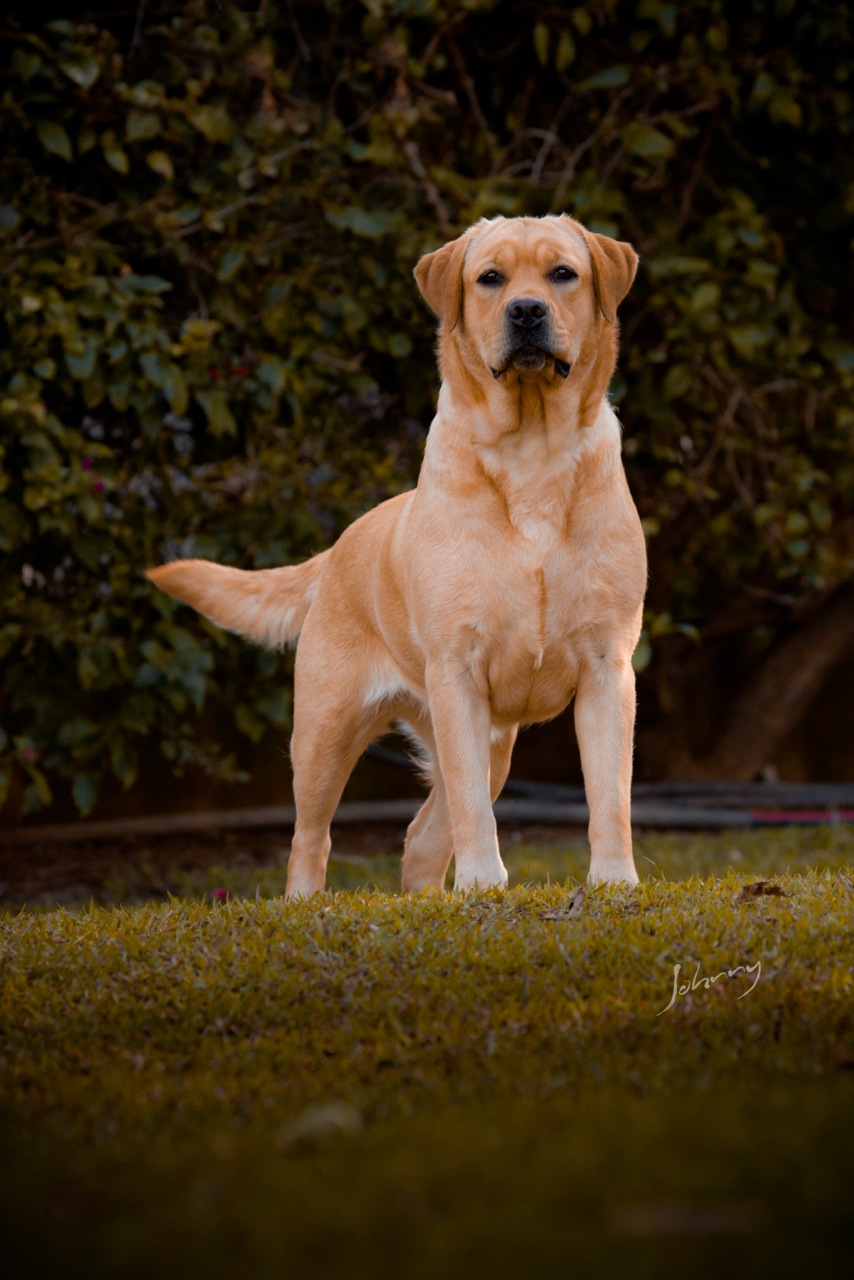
479 514 594 723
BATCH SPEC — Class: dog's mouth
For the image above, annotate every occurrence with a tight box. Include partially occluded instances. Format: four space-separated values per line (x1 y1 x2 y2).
490 346 571 381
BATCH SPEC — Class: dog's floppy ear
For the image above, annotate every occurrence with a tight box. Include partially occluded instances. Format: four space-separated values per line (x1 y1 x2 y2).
576 225 639 324
413 228 472 331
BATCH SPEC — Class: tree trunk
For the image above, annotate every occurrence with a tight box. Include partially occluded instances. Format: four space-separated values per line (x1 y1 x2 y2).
676 581 854 781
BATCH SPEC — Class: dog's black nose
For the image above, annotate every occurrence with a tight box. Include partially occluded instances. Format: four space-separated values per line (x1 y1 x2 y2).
506 296 548 330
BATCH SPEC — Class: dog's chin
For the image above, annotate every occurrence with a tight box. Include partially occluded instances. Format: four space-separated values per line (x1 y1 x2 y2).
511 347 548 373
490 347 571 381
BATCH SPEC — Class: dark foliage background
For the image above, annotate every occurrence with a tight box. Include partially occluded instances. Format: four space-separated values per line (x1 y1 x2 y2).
1 0 853 818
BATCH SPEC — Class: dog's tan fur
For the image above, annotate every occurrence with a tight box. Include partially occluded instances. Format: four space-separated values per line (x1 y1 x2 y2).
147 215 647 898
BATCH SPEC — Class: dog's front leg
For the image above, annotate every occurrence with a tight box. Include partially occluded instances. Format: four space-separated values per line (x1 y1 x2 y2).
574 654 640 886
426 665 508 892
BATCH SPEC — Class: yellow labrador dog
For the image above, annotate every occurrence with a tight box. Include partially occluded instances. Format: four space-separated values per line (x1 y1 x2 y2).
148 215 646 898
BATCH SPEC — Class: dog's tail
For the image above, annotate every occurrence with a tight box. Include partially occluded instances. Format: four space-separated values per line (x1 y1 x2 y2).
145 550 331 648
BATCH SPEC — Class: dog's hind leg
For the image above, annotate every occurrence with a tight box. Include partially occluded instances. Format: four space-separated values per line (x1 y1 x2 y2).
401 786 452 892
400 714 452 893
488 725 518 803
286 648 393 901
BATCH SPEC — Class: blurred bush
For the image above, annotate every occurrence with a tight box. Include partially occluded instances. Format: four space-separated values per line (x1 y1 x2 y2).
1 0 853 815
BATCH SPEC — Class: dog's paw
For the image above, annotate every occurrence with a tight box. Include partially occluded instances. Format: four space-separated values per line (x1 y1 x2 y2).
587 863 640 887
284 879 328 902
454 862 509 893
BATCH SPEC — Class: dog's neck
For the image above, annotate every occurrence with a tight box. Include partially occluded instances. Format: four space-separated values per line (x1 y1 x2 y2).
420 320 622 514
419 384 622 535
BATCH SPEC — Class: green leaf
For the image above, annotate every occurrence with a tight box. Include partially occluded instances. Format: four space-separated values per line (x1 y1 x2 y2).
128 79 166 109
728 325 774 358
102 131 130 174
217 246 247 282
120 693 155 733
533 22 550 65
140 354 189 414
751 72 775 106
109 734 138 787
187 104 235 144
108 379 131 410
58 718 100 747
706 24 728 51
638 0 677 37
387 333 412 358
0 205 20 233
688 282 721 313
126 109 161 141
64 336 98 380
808 499 831 533
325 206 401 238
139 352 170 389
821 339 854 372
11 50 42 81
179 318 222 348
785 511 809 536
146 150 174 181
0 500 29 552
72 774 98 816
253 686 289 725
116 274 172 294
556 30 576 71
22 778 51 816
769 94 802 127
577 67 630 90
167 368 189 415
196 390 237 437
622 123 675 161
255 356 287 395
36 121 73 161
632 632 652 673
60 56 100 89
235 703 266 743
24 765 52 809
663 364 691 399
649 256 711 277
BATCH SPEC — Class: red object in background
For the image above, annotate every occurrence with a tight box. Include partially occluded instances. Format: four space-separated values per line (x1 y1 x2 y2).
208 359 251 383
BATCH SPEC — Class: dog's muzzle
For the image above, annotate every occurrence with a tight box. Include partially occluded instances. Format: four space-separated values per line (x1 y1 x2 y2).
489 295 570 381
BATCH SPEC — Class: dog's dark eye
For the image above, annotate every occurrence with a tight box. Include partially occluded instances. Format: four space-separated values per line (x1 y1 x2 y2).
477 269 505 287
549 266 578 283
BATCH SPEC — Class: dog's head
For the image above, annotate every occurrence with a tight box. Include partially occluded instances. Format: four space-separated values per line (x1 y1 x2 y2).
414 215 637 389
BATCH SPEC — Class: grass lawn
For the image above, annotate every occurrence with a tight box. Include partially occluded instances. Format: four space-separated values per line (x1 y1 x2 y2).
1 826 853 1279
